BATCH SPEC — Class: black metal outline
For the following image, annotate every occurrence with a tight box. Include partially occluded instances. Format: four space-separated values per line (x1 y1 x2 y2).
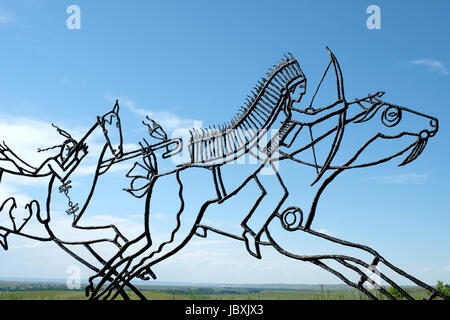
0 49 446 301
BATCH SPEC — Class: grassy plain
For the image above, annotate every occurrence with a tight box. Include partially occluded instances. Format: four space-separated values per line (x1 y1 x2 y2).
0 281 431 300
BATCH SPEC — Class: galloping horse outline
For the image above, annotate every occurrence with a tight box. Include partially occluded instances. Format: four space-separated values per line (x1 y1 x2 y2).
0 101 151 299
85 48 448 300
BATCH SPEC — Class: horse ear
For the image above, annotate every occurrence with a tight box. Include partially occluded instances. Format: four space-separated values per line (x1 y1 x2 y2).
354 102 384 124
113 99 120 114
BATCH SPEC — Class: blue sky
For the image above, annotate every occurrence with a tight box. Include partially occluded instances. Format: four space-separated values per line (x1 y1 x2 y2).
0 0 449 286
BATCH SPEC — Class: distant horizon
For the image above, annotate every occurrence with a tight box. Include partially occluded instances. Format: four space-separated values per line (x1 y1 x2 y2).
0 277 428 289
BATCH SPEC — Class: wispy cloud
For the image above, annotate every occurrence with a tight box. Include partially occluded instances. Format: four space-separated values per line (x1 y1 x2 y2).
408 58 448 76
0 5 15 24
0 115 78 165
369 172 429 185
9 242 41 249
0 112 132 178
445 265 450 272
105 91 197 132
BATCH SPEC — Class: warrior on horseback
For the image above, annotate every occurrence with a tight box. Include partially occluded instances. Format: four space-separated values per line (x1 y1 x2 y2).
183 48 348 258
80 48 445 301
0 101 127 252
83 49 352 299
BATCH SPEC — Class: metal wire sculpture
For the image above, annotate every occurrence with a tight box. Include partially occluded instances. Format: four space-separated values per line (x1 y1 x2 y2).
0 48 447 301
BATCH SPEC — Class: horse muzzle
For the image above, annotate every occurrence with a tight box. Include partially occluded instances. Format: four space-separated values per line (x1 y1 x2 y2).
399 116 438 167
428 117 439 138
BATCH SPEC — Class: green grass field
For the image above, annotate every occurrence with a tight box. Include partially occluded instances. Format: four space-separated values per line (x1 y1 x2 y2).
0 286 431 300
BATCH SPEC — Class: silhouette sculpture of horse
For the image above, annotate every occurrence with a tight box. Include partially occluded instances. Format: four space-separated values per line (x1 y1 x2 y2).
85 49 447 300
0 101 150 299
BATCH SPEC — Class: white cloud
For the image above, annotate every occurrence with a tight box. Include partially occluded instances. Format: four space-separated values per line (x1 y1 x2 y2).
0 114 92 166
105 91 197 131
9 242 41 249
0 113 133 178
369 172 429 185
74 162 131 176
445 265 450 272
409 58 448 75
0 6 14 24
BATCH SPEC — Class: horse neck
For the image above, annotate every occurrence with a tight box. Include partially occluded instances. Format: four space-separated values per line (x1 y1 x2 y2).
79 121 110 161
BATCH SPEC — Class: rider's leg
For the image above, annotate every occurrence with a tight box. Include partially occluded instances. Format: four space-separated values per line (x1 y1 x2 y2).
241 161 289 258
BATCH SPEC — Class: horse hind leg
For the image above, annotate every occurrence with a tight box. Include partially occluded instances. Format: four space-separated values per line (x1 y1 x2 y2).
91 196 219 300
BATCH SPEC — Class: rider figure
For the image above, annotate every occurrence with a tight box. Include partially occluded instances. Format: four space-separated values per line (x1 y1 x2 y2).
0 124 88 219
0 124 88 181
240 50 348 259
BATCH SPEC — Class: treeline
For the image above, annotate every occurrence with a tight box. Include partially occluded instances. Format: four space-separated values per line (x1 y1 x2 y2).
0 281 264 295
134 286 263 295
0 281 82 292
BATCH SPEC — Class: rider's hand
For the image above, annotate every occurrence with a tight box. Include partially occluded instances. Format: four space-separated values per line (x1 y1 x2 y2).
75 143 89 160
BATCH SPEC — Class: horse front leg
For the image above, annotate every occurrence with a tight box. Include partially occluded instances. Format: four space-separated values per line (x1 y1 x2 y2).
88 196 220 300
84 232 150 299
265 215 449 300
70 223 129 248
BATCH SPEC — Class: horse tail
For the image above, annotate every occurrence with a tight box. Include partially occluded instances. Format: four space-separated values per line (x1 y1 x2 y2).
0 197 16 250
0 232 8 250
143 170 185 262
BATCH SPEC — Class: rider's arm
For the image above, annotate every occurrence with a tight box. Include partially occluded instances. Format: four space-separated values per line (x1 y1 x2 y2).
291 99 346 126
35 147 88 181
0 142 38 176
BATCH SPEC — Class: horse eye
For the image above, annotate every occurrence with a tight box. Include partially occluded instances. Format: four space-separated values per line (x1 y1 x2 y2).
382 106 402 127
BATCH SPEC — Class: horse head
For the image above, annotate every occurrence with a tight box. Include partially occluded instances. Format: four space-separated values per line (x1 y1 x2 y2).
97 100 124 159
351 93 438 167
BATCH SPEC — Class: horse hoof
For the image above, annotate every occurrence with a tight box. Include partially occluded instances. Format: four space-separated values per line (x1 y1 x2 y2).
0 234 8 250
280 206 303 231
85 283 93 297
137 267 157 281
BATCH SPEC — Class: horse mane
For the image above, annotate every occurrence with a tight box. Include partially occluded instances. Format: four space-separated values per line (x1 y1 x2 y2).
352 91 386 123
189 54 306 163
